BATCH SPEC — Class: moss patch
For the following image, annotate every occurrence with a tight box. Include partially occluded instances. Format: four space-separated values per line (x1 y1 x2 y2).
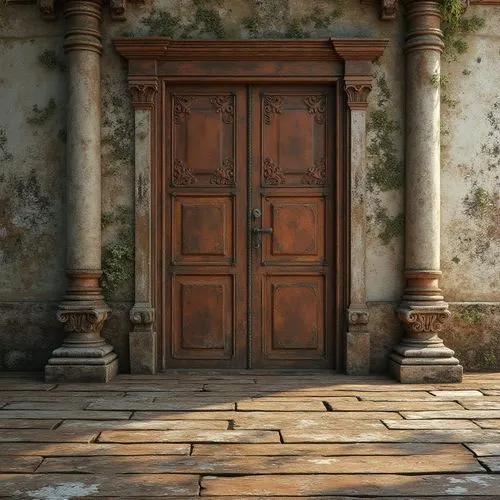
38 49 66 72
101 230 134 300
457 304 485 324
375 208 404 245
463 186 495 218
26 98 57 126
0 128 13 162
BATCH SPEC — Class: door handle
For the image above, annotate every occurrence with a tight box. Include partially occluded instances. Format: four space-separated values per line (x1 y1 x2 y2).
252 227 273 234
252 226 273 249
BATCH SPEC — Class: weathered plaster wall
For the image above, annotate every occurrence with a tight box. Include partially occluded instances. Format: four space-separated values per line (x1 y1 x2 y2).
0 0 498 373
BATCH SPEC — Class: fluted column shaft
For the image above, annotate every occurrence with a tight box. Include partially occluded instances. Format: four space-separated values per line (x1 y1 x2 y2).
45 0 118 382
390 0 462 383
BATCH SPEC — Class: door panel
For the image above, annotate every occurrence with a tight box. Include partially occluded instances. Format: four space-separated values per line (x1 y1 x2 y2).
164 85 247 367
164 83 335 369
251 86 334 368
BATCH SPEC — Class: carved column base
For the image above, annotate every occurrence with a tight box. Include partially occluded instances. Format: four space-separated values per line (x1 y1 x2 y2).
390 303 463 383
45 271 119 383
346 306 370 375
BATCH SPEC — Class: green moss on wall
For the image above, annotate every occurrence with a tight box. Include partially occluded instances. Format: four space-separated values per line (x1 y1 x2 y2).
367 108 403 192
0 128 13 161
26 99 56 126
137 0 345 39
463 186 494 218
38 49 66 72
458 304 485 324
375 209 404 245
101 230 134 299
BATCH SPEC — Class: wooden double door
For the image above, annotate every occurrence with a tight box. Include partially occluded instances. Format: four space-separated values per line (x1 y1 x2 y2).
163 84 338 369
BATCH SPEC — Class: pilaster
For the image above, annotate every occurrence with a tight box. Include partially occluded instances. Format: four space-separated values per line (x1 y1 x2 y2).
390 0 462 383
128 79 158 374
332 39 387 375
45 0 118 383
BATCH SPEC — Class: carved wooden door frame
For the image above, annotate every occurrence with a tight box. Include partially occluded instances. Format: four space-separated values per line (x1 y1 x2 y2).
114 37 388 374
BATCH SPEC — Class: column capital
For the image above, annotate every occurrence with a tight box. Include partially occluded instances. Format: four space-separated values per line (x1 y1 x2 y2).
344 81 372 110
129 81 158 108
405 0 444 54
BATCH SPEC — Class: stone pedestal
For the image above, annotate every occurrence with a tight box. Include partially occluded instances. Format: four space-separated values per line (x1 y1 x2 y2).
391 0 462 383
45 0 118 382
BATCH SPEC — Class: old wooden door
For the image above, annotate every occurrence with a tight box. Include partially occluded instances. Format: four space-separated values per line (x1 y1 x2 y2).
164 84 335 369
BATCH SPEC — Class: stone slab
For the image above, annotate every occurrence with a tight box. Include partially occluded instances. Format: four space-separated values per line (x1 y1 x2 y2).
234 416 386 431
0 390 126 400
0 419 60 429
0 430 99 443
53 383 204 392
281 429 500 443
430 390 484 398
200 474 500 497
87 400 235 411
0 474 199 497
473 419 500 429
59 419 230 430
356 391 437 401
0 410 132 419
466 443 500 456
3 401 90 410
236 401 327 411
0 442 190 456
0 456 43 473
191 443 471 456
480 457 500 472
133 411 403 421
382 419 480 430
402 410 500 419
99 429 281 443
325 400 462 411
37 453 484 474
461 400 500 410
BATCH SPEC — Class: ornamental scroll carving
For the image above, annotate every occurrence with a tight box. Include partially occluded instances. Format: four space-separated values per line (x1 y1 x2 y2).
263 96 284 125
348 308 370 326
344 84 372 109
57 310 108 334
210 96 234 124
398 309 451 335
129 84 158 105
174 96 198 124
302 159 326 185
263 158 285 185
173 159 196 186
381 0 397 20
304 95 326 125
130 306 155 326
210 158 235 185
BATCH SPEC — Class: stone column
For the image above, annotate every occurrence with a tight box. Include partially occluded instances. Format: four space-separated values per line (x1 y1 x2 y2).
128 80 158 374
390 0 462 383
45 0 118 382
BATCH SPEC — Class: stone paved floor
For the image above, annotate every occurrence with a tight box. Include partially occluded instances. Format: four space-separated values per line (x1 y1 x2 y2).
2 372 500 498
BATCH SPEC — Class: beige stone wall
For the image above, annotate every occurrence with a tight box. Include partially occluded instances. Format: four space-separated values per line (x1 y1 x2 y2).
0 0 498 372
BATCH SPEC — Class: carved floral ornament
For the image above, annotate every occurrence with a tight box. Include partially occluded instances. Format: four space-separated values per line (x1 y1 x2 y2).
173 159 196 186
209 96 234 124
263 158 285 185
211 158 235 185
302 159 326 185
